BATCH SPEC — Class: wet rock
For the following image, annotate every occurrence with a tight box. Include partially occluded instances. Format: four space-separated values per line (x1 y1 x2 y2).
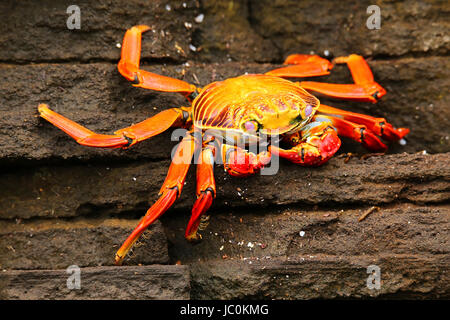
0 0 199 63
0 265 190 299
1 153 448 220
189 254 449 299
166 205 450 265
193 0 279 62
0 219 169 270
248 0 450 59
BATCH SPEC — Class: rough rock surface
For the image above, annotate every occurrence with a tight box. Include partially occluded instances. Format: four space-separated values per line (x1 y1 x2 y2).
0 0 448 299
0 265 190 299
0 220 169 269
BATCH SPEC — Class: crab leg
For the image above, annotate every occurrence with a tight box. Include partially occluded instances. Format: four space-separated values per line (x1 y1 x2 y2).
270 120 341 166
185 142 216 241
115 132 197 265
38 104 191 148
300 55 386 103
317 104 410 141
313 114 389 151
266 54 333 78
118 25 197 96
221 144 271 177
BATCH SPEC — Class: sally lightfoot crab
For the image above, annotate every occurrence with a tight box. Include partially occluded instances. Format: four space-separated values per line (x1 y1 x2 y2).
38 25 409 265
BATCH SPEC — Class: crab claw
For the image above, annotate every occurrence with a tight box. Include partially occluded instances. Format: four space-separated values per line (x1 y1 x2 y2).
222 145 271 177
270 128 341 166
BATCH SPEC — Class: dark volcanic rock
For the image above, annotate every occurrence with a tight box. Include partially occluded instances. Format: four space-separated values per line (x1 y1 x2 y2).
248 0 450 59
166 204 449 299
189 254 449 299
0 0 199 63
0 153 448 220
0 265 190 299
0 219 169 270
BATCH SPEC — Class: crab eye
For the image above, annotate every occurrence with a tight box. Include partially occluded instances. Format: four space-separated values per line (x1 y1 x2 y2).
243 120 259 133
304 104 313 118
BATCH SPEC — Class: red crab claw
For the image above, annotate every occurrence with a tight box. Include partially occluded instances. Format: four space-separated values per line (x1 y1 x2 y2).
222 144 272 177
270 127 341 166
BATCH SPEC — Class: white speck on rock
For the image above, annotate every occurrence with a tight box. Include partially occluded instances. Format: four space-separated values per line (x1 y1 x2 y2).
399 139 407 146
299 231 305 237
165 4 171 11
194 14 204 23
189 44 197 52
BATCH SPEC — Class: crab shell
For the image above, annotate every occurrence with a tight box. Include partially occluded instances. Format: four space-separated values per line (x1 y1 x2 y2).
192 74 320 144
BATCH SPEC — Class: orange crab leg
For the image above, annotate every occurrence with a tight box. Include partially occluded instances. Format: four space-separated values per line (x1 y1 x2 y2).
317 104 410 141
300 55 386 103
38 104 191 148
315 114 388 151
185 143 216 241
270 121 341 166
221 144 271 177
300 83 385 103
115 132 197 265
118 25 197 96
266 54 333 78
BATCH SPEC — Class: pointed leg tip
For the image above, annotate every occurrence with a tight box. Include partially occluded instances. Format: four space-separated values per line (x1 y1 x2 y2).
134 25 151 33
114 254 124 266
398 128 410 138
38 103 49 113
185 232 203 243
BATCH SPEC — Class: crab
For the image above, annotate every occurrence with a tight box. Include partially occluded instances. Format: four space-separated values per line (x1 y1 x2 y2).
38 25 409 265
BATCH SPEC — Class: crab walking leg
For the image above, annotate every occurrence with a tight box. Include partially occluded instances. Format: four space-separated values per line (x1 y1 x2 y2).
298 55 386 103
118 25 196 96
185 143 216 241
315 114 389 152
115 133 197 265
270 120 341 166
38 104 191 148
317 104 410 141
221 144 272 177
265 54 333 78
